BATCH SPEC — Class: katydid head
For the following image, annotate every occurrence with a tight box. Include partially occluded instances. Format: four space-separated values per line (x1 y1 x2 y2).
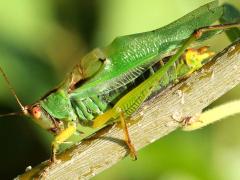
0 67 58 132
25 104 59 131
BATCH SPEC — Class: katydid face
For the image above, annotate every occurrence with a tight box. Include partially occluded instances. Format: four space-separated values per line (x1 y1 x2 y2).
25 104 61 133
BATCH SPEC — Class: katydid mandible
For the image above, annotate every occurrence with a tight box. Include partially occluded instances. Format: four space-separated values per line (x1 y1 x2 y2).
0 1 240 162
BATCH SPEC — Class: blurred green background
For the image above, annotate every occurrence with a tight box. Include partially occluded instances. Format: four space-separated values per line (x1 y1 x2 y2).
0 0 239 179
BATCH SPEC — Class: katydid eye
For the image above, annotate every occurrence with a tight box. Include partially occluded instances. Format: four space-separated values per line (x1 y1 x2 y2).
32 106 41 119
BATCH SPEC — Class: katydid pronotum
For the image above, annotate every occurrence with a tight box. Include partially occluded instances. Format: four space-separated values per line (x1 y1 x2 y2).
0 1 239 164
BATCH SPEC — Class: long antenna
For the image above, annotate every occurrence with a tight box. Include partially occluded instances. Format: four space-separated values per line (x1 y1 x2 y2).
0 111 23 118
0 66 25 112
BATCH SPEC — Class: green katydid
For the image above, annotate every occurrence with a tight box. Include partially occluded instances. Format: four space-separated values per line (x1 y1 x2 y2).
0 0 239 163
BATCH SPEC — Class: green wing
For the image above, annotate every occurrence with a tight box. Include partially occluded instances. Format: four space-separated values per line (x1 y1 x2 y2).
71 1 223 97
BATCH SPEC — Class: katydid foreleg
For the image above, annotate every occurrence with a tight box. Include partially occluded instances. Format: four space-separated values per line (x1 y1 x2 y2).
51 122 77 162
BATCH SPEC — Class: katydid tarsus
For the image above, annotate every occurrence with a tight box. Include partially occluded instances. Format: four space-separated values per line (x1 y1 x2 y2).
0 1 240 163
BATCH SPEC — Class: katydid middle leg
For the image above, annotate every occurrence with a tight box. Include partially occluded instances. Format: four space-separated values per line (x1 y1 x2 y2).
120 112 137 160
